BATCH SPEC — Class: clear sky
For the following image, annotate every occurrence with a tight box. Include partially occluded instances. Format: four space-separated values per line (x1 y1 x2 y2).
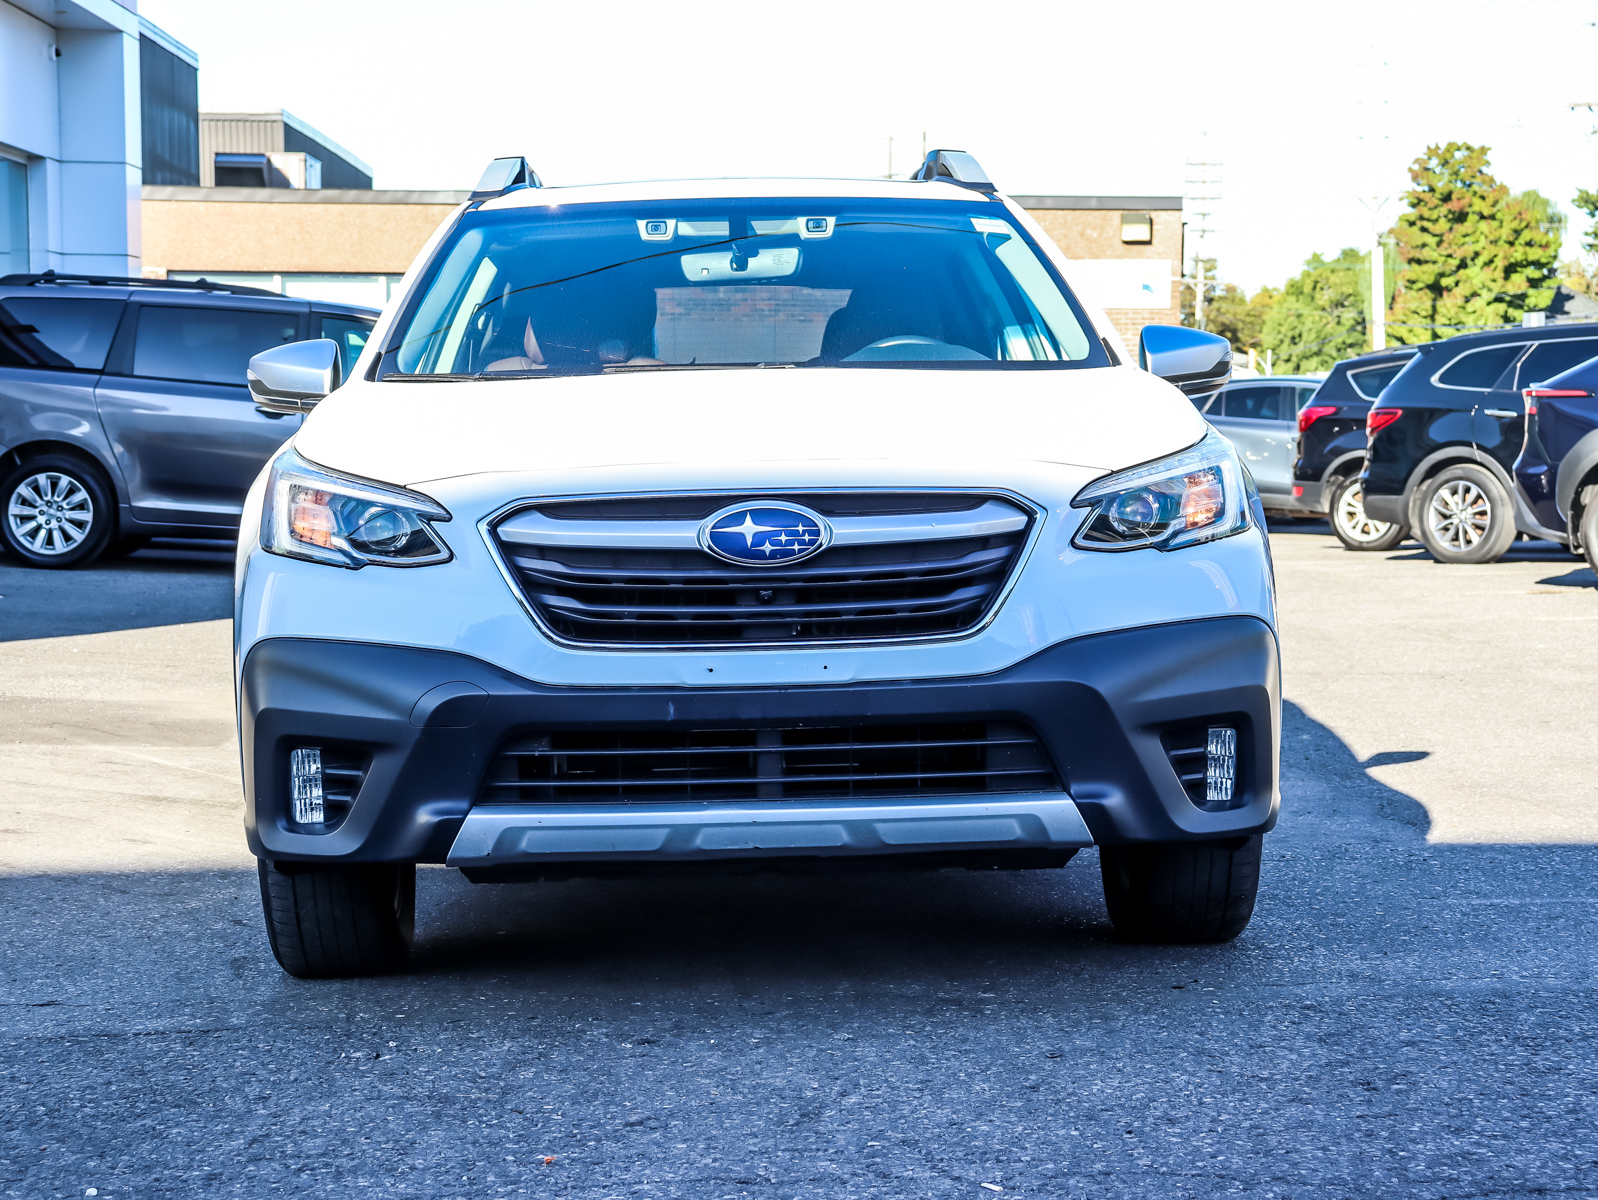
139 0 1598 294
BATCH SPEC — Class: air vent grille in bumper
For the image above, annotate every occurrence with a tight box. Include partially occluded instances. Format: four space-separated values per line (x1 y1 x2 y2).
490 492 1033 647
481 721 1061 805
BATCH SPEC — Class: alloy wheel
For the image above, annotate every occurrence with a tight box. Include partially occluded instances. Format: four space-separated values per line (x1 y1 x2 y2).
1427 479 1490 552
6 471 95 555
1335 483 1394 545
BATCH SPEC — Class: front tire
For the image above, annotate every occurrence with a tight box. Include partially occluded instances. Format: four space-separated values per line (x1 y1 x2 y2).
0 454 116 568
1417 465 1517 564
1329 475 1406 551
257 859 415 979
1100 835 1261 943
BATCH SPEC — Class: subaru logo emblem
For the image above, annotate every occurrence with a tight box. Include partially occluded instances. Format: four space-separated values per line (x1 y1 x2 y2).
698 502 831 566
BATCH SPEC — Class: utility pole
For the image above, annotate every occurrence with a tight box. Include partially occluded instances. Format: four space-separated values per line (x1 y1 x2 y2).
1370 232 1386 352
1360 196 1392 352
886 136 893 180
1185 157 1221 332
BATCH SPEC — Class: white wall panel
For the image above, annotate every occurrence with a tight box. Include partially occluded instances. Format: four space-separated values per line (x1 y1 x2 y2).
0 2 61 160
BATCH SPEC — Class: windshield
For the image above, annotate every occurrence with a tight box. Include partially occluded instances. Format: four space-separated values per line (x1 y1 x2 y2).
381 197 1107 377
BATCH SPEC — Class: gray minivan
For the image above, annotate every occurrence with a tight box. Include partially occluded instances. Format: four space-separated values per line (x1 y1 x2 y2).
1198 375 1323 513
0 273 377 567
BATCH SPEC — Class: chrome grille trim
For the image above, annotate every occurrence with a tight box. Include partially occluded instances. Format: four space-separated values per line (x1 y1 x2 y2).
495 499 1029 550
479 488 1044 651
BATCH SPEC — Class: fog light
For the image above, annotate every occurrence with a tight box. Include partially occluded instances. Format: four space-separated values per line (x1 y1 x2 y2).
1205 728 1236 806
290 747 325 824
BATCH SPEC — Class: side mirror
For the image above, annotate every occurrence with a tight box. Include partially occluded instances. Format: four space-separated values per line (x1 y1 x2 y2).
1139 325 1233 407
248 339 340 415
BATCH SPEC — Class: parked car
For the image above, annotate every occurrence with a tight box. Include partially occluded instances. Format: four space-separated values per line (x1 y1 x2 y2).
0 272 378 567
1196 375 1322 514
237 152 1280 977
1362 322 1598 563
1290 348 1416 550
1512 351 1598 570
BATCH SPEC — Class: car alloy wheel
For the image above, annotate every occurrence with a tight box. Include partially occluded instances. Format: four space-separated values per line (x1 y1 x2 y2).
1426 478 1491 552
6 470 95 556
1335 482 1394 545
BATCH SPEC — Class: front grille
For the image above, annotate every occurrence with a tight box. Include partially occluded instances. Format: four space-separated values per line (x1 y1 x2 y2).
491 492 1033 647
481 721 1061 805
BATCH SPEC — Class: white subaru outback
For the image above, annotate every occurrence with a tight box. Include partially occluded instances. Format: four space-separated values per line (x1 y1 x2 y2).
238 151 1277 978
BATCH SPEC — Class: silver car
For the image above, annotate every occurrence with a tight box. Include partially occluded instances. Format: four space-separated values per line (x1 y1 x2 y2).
0 273 377 567
1198 376 1323 513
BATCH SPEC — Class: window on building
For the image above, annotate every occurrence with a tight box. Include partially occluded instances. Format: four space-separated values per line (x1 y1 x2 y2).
132 306 299 386
0 298 124 370
214 154 270 188
139 35 200 187
0 159 27 276
1120 212 1153 244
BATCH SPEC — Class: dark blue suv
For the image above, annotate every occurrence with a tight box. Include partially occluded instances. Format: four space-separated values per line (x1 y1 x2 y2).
1362 322 1598 563
1513 350 1598 570
1291 348 1415 551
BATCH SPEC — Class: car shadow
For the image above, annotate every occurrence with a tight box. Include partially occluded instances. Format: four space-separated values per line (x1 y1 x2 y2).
1538 567 1598 589
0 701 1446 995
0 539 234 642
1387 538 1581 565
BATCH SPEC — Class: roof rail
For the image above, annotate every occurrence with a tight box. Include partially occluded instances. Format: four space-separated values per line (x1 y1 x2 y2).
0 270 283 298
912 149 996 194
470 156 541 201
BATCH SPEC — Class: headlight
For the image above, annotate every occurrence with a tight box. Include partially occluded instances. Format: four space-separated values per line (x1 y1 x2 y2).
1071 430 1250 552
261 447 452 568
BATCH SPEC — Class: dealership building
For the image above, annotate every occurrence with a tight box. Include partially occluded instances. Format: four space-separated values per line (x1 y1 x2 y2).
0 0 197 276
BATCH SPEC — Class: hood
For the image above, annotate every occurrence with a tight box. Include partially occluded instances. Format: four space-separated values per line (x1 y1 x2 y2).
294 364 1208 490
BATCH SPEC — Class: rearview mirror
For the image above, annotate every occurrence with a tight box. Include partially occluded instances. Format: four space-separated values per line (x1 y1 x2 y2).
1139 325 1232 407
248 339 340 415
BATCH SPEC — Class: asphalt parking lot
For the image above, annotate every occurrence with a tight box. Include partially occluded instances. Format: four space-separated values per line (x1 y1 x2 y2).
4 524 1598 1200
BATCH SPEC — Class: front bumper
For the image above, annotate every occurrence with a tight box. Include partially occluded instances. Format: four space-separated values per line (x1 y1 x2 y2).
240 615 1280 866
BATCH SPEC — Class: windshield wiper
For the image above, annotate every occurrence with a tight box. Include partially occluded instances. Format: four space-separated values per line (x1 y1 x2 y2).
380 366 601 382
601 362 801 373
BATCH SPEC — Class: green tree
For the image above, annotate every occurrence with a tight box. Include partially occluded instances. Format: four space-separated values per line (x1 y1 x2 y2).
1571 188 1598 257
1259 249 1369 372
1387 143 1560 343
1179 257 1278 355
1206 283 1279 356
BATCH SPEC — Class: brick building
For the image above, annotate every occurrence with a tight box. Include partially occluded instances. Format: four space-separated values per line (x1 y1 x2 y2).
1014 195 1184 347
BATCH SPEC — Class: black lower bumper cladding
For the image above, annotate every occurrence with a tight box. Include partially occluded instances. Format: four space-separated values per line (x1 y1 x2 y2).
241 616 1280 863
